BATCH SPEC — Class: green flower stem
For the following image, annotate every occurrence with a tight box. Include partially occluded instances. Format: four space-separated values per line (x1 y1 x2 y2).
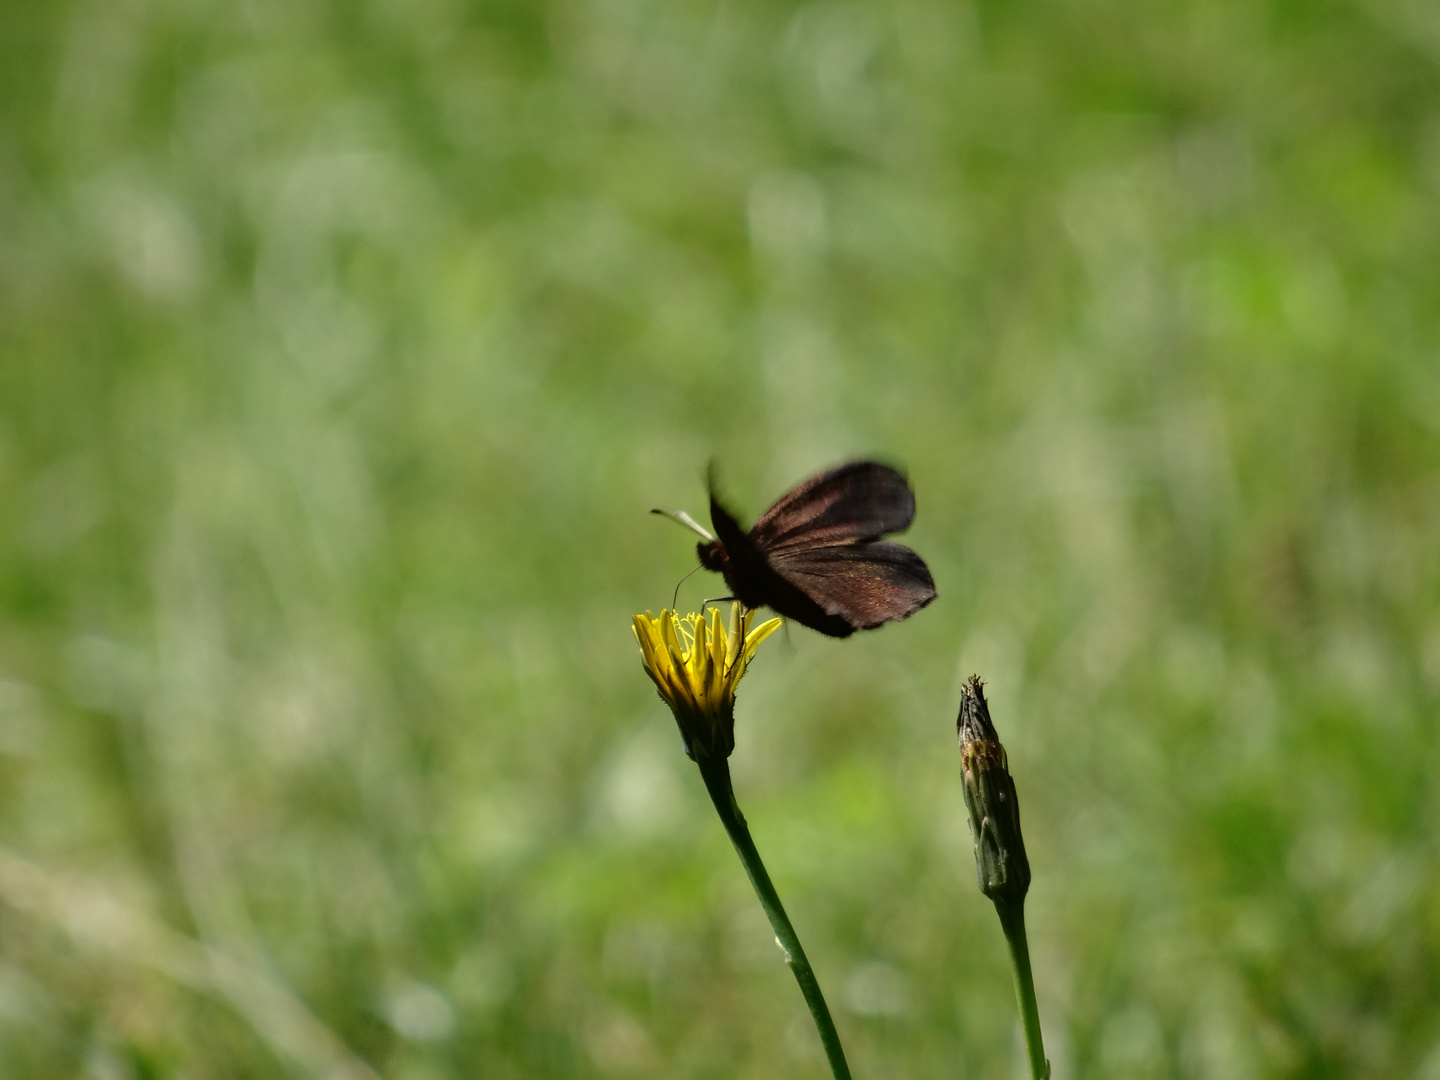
696 758 852 1080
994 898 1049 1080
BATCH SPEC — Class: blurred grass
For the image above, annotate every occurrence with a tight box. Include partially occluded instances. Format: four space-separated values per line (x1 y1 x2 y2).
1 0 1439 1076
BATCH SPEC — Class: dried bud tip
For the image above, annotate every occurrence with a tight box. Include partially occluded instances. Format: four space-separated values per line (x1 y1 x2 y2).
957 674 1001 752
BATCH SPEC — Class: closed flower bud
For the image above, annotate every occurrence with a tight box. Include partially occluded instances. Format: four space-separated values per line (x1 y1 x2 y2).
957 675 1031 906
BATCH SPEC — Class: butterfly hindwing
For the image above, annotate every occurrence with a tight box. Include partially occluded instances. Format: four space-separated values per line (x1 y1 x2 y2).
767 541 936 630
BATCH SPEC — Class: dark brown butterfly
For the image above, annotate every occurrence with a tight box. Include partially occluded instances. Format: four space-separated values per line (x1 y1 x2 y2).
654 461 937 638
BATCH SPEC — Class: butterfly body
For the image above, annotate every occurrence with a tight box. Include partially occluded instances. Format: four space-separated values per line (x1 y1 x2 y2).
695 461 936 638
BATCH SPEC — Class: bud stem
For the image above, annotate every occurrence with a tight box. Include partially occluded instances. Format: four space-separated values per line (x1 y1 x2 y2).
696 758 852 1080
995 897 1049 1080
956 676 1049 1080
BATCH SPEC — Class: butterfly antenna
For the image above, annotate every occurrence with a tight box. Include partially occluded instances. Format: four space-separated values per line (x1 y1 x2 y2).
650 507 714 543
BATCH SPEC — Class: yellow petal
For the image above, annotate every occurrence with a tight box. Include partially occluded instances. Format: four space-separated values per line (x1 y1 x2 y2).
632 616 658 670
661 609 683 664
709 608 726 672
732 605 749 668
691 615 711 697
641 618 673 683
741 616 783 664
708 611 727 702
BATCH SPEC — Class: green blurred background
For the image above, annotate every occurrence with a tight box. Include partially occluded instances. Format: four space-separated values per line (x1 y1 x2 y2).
1 0 1438 1076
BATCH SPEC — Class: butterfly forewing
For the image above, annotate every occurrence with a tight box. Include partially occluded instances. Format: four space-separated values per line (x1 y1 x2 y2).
751 462 916 553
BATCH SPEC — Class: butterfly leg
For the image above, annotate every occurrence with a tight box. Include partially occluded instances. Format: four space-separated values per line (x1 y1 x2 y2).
670 563 703 610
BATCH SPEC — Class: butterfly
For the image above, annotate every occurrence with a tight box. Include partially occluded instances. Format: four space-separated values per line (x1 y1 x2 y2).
654 461 937 638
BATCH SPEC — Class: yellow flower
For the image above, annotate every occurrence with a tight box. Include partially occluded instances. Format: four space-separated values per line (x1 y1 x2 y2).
632 604 783 760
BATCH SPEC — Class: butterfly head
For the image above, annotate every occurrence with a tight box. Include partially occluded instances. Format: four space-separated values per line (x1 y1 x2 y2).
697 539 727 571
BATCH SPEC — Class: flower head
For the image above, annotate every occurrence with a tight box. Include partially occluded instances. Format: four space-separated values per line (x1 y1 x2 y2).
633 604 782 761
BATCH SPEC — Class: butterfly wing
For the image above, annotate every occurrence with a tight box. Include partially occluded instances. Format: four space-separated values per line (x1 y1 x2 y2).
751 461 916 553
705 460 934 637
767 541 936 631
704 488 857 635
